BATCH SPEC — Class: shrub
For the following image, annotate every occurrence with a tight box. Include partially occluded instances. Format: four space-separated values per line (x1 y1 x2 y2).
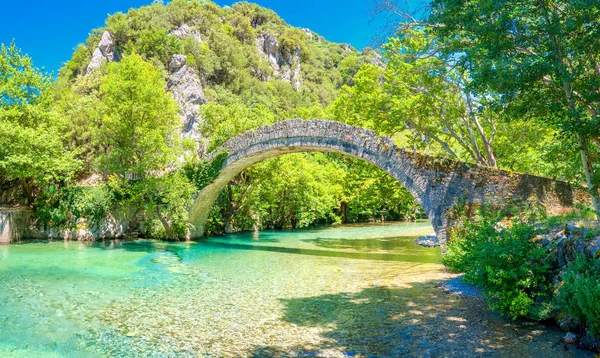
444 203 556 320
35 185 113 231
556 255 600 336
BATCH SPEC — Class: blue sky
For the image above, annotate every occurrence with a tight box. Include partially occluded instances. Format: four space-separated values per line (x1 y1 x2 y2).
1 0 426 74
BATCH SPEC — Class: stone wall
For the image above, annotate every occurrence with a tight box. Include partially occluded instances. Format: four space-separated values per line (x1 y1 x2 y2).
0 208 31 244
190 119 590 249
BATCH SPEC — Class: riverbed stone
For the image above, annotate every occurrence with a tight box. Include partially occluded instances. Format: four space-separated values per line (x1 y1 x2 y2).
414 233 439 247
564 332 578 344
556 311 580 332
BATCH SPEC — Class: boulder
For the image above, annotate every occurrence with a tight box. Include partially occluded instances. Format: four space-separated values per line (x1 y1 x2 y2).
563 332 578 344
556 230 587 267
169 54 188 72
414 233 440 247
555 311 580 332
341 44 353 52
586 236 600 259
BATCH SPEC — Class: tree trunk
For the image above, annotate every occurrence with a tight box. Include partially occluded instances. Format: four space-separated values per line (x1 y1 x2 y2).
464 91 497 167
472 115 497 167
341 201 349 224
223 184 235 234
579 135 600 219
156 207 174 240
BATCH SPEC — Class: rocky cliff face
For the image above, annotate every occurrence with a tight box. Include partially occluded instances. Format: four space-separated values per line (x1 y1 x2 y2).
167 54 207 154
169 23 202 43
86 30 207 154
87 31 120 73
256 33 302 90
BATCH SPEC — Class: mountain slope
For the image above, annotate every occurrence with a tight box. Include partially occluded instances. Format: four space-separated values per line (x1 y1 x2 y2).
58 0 383 155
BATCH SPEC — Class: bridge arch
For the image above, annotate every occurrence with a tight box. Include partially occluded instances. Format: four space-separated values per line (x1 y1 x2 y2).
189 119 589 249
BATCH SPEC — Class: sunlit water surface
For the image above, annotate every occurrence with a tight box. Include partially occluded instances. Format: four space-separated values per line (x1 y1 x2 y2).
0 221 590 357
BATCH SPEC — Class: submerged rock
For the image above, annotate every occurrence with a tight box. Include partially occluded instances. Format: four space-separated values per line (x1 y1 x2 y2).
414 233 439 247
440 276 483 298
564 332 578 344
580 335 600 352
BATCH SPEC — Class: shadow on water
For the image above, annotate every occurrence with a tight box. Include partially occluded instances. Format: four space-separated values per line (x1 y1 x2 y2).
302 236 420 252
248 282 575 358
201 241 440 263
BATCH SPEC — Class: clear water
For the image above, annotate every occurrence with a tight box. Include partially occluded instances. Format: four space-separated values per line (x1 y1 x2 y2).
0 221 589 357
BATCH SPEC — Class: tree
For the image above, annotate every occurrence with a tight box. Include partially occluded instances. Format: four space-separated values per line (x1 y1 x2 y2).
330 51 498 166
428 0 600 218
383 30 498 166
97 53 181 177
0 42 80 204
97 54 192 239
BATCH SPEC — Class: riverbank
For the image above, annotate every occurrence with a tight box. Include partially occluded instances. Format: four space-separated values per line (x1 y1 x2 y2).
442 205 600 355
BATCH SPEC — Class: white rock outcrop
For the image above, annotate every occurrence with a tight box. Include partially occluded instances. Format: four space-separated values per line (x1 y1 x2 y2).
167 54 206 152
169 23 202 43
87 31 120 73
256 33 302 90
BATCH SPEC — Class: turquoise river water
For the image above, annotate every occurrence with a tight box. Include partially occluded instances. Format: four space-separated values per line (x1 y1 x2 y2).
0 221 591 357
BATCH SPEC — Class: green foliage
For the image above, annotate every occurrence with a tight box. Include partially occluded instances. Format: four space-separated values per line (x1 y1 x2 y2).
60 44 91 81
184 150 229 191
335 157 424 222
35 185 112 231
444 204 555 320
97 54 181 176
52 72 104 174
279 28 308 58
127 27 181 67
557 255 600 336
0 42 80 204
143 172 196 239
200 102 274 151
246 153 344 229
429 0 600 215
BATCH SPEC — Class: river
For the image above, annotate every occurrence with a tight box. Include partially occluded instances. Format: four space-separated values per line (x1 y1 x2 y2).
0 221 591 357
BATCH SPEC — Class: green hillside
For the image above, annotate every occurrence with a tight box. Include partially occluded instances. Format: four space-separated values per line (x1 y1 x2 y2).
36 0 419 237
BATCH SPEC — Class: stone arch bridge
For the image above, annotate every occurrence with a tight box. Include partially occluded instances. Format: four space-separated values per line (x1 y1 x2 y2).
189 119 589 248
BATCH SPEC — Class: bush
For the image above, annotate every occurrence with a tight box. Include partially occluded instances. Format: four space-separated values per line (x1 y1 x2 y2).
35 185 113 231
556 255 600 336
444 203 556 320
